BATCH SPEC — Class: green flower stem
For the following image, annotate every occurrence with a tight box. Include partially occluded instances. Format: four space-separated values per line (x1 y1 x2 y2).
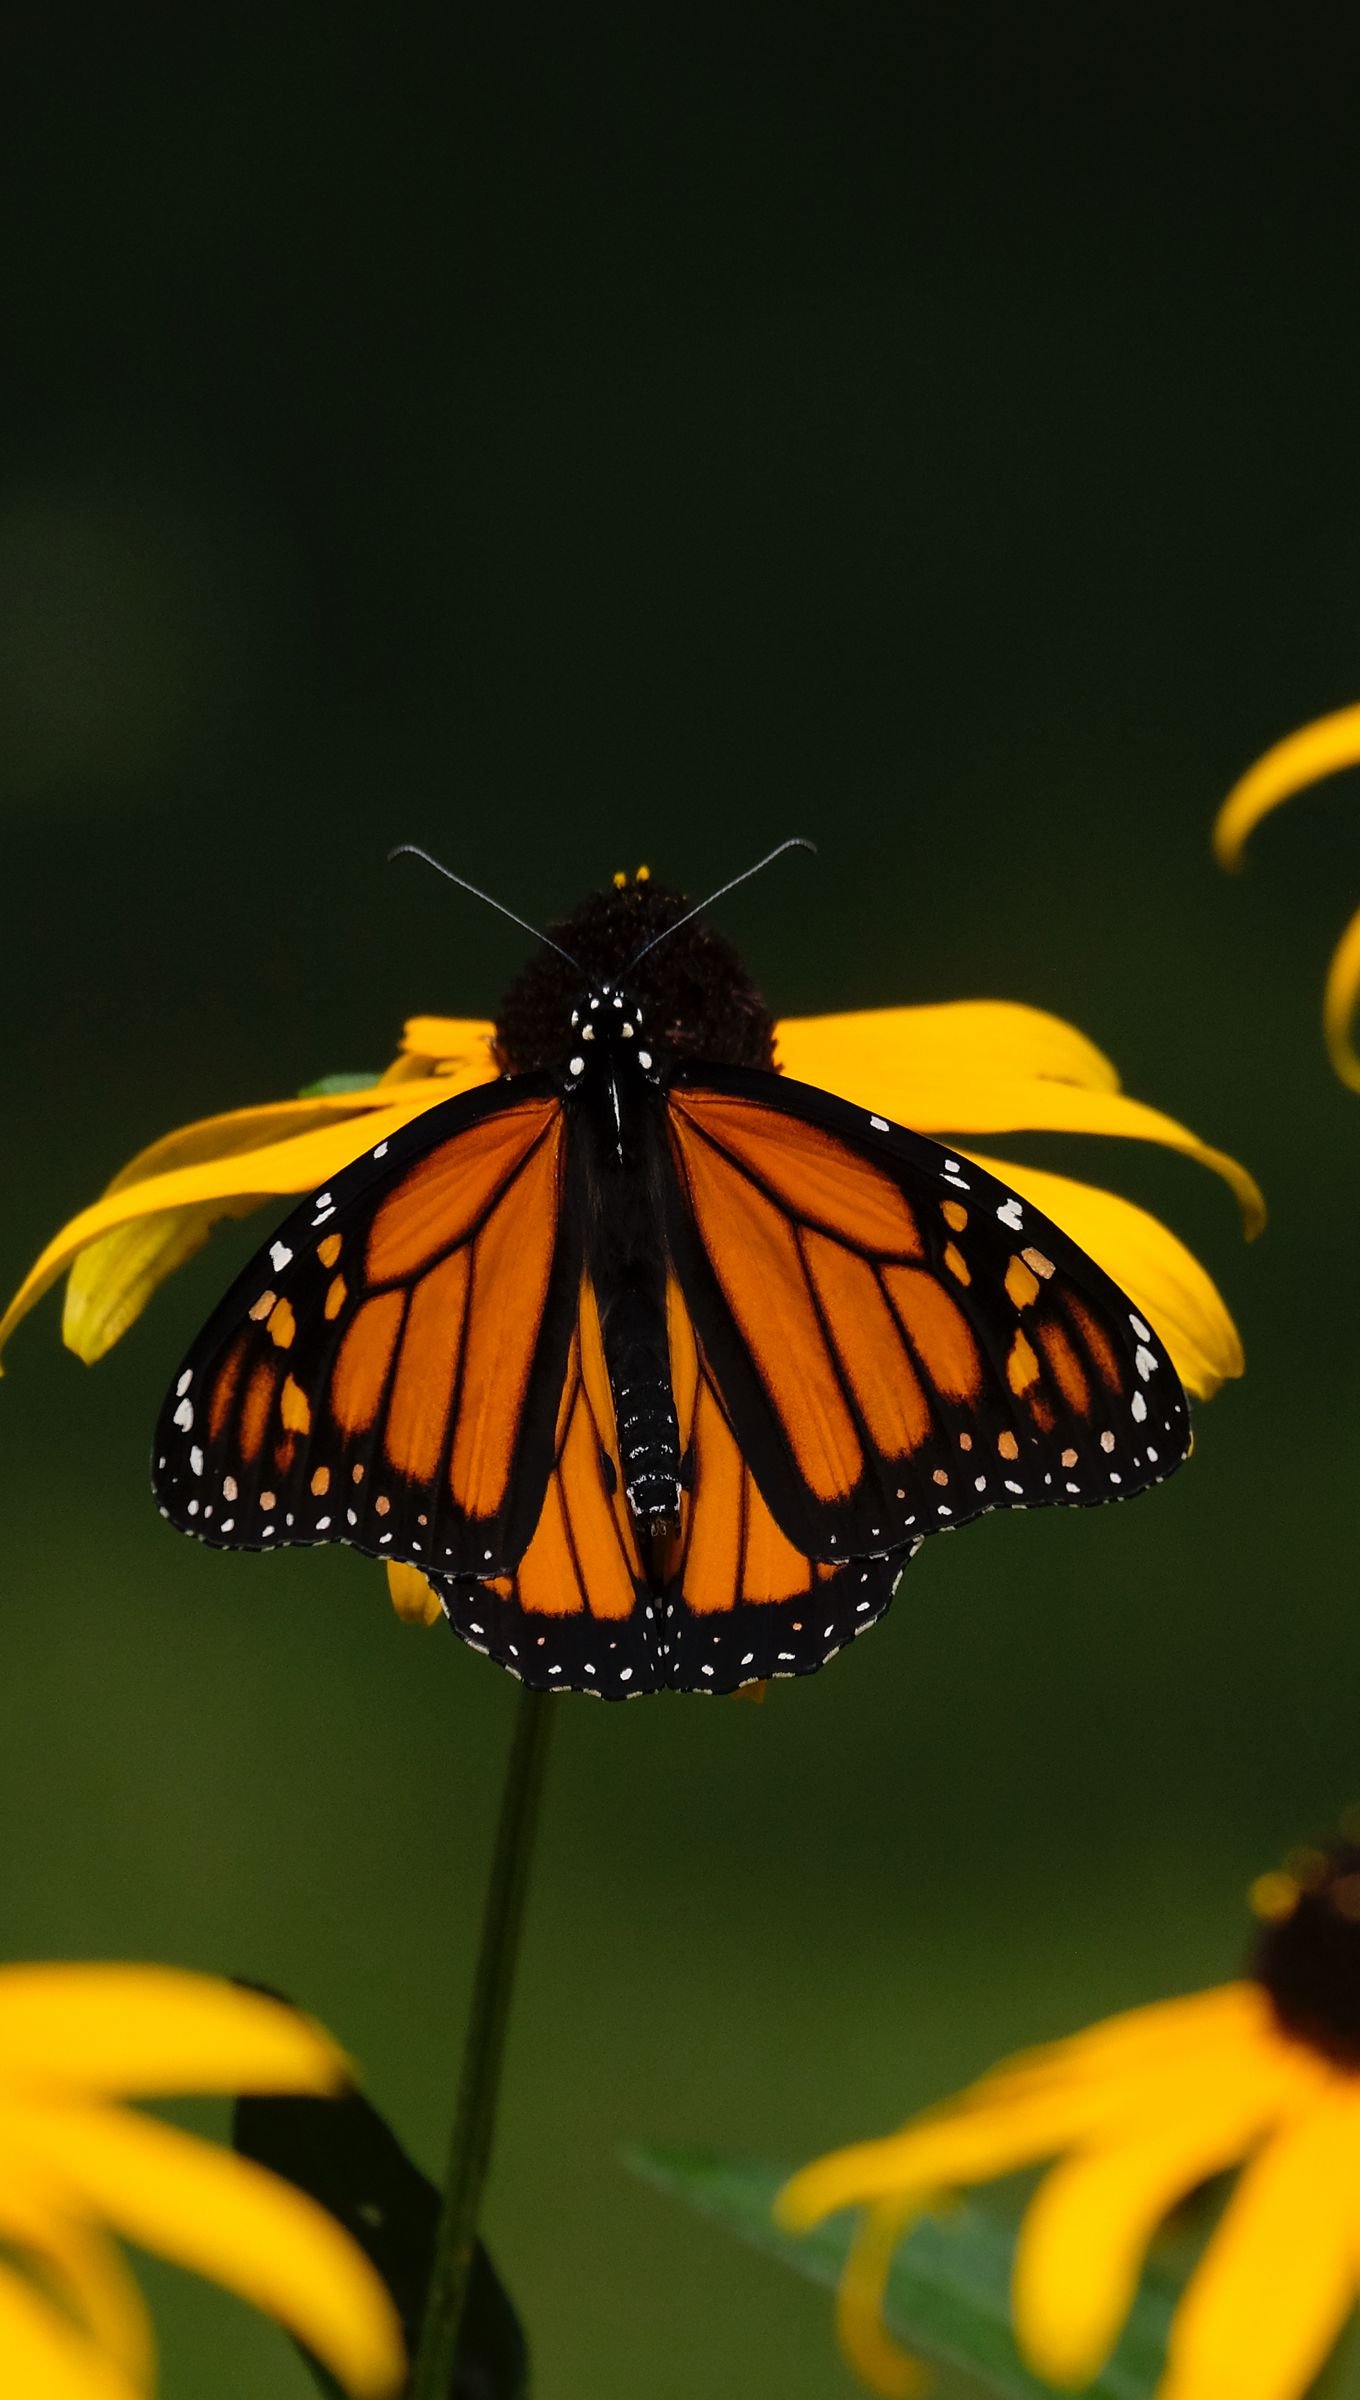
412 1683 554 2400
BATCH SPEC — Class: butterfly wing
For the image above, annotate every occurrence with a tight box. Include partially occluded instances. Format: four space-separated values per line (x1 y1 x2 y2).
152 1075 580 1579
662 1066 1190 1565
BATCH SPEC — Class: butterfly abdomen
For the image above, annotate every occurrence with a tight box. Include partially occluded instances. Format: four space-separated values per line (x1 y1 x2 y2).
600 1280 682 1525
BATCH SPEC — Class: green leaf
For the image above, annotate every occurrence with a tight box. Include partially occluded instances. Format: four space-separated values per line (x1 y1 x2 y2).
626 2147 1174 2400
296 1072 383 1097
234 2082 529 2400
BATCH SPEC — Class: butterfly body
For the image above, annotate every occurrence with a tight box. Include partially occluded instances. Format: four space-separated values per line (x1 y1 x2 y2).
153 876 1192 1697
562 982 683 1530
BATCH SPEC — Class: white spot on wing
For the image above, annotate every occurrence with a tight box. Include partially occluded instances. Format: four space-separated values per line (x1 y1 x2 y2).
270 1241 293 1272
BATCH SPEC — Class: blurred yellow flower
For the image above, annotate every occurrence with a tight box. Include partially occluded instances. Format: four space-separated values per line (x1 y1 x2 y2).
779 1835 1360 2400
0 1963 403 2400
1216 701 1360 1089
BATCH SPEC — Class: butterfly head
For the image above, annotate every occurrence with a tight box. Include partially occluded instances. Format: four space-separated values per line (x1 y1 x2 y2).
494 874 777 1078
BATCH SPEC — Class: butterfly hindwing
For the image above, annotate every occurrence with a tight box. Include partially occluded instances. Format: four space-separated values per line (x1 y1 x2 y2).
662 1066 1190 1562
153 1075 580 1579
432 1272 919 1698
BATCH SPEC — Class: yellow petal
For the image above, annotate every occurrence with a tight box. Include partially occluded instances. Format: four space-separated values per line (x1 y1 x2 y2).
778 2083 1105 2232
836 2194 927 2400
396 1015 499 1070
86 1095 404 1193
1322 903 1360 1094
776 1005 1122 1097
778 2010 1303 2235
786 1036 1266 1248
1013 2077 1290 2386
386 1561 444 1626
55 1090 414 1365
988 1986 1274 2099
943 1085 1260 1235
4 2102 404 2400
0 2256 140 2400
0 2163 151 2386
959 1152 1244 1400
0 1967 349 2099
1160 2091 1360 2400
62 1197 264 1365
1214 703 1360 869
0 1078 459 1372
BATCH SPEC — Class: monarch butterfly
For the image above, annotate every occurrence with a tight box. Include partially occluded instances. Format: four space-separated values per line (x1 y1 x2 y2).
154 849 1189 1698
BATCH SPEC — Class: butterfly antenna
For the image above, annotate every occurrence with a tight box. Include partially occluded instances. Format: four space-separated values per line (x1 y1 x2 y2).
388 844 584 972
627 836 817 969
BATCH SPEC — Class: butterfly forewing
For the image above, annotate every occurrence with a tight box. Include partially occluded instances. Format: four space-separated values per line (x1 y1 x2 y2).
153 1076 579 1578
662 1068 1189 1562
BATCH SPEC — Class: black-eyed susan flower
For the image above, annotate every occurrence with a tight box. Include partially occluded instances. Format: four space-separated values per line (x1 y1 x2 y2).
778 1832 1360 2400
1216 701 1360 1089
0 1962 403 2399
0 885 1259 1637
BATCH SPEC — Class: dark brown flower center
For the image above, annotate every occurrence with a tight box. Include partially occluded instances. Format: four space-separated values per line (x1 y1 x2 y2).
493 872 777 1075
1252 1840 1360 2067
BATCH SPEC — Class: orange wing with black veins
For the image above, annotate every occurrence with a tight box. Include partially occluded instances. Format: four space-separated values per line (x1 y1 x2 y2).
154 1079 579 1580
663 1070 1190 1566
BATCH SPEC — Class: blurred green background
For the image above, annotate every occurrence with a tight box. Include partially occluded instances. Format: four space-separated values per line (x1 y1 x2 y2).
4 10 1360 2394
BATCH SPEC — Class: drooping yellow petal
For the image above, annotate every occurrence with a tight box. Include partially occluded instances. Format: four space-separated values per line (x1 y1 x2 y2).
56 1091 411 1366
0 2167 152 2387
792 1056 1259 1245
1214 703 1360 869
1322 903 1360 1094
0 1967 349 2100
1013 2072 1293 2387
835 2194 927 2400
3 2102 404 2400
934 1084 1258 1233
1160 2092 1360 2400
776 1005 1122 1099
0 2255 140 2400
386 1561 444 1626
779 2013 1304 2236
778 2081 1111 2232
956 1153 1244 1400
62 1197 264 1365
0 1077 461 1372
